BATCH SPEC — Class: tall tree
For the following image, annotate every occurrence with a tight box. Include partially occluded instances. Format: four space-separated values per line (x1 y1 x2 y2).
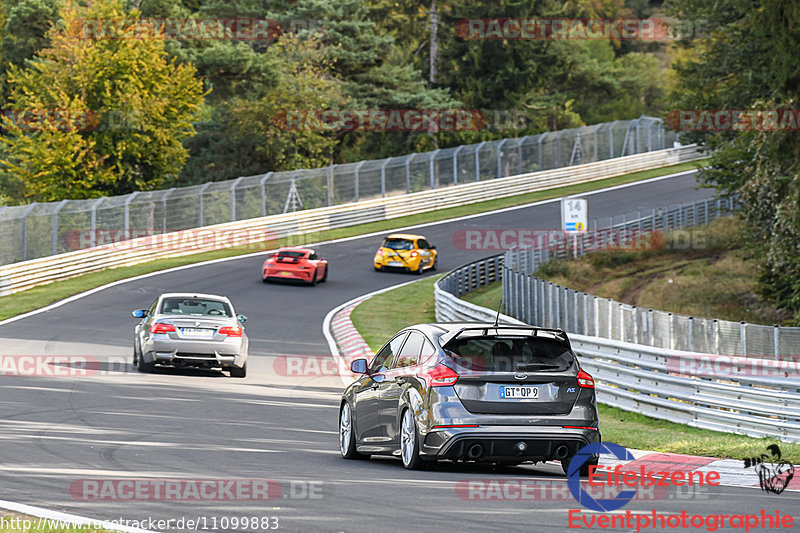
667 0 800 323
0 0 204 202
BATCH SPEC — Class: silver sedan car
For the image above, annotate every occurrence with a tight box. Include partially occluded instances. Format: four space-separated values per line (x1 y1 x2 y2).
132 293 249 377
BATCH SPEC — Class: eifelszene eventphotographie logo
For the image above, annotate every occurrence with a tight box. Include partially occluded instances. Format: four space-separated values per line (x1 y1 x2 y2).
743 444 795 495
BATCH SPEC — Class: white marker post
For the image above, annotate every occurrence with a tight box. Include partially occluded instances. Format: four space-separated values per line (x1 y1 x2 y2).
561 197 587 259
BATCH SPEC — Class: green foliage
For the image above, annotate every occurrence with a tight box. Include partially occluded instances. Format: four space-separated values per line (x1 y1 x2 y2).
667 0 800 323
0 0 205 201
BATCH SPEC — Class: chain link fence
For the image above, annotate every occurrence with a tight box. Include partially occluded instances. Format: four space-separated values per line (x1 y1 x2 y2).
0 116 676 266
501 197 800 359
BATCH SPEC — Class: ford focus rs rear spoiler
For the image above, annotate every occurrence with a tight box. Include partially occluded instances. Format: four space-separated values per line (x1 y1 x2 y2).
439 326 571 350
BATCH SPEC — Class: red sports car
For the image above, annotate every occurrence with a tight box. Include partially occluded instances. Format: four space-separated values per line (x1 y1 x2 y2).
262 247 328 286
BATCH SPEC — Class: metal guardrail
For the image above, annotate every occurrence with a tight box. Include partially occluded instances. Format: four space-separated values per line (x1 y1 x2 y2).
434 259 800 442
0 145 702 297
0 117 676 266
501 197 800 359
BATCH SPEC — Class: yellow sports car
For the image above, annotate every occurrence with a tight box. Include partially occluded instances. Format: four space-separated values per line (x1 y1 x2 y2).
374 233 437 274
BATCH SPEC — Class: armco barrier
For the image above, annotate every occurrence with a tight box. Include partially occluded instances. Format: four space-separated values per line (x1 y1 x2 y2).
434 259 800 442
0 145 702 297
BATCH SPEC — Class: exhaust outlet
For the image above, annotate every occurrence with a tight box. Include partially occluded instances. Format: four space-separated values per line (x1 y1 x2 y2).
555 445 569 459
466 443 484 459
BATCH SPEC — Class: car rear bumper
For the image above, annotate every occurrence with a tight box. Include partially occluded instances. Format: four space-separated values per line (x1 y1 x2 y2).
420 425 600 462
263 268 313 281
142 338 246 368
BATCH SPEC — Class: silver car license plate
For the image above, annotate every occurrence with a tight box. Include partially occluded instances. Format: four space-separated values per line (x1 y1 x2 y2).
181 328 214 338
499 386 539 399
388 261 402 267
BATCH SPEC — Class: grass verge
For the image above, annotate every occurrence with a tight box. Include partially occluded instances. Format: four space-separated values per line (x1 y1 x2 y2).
0 159 706 322
350 275 800 462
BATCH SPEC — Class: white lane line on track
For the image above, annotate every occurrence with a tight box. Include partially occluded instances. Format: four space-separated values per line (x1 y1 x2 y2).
0 169 697 329
0 499 156 533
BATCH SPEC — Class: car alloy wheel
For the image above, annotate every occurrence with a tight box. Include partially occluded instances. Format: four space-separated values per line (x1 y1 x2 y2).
401 409 433 470
339 402 367 459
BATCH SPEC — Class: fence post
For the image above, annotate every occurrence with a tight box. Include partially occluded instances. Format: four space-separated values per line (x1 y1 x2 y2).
497 139 509 179
688 316 694 352
259 173 273 216
354 160 366 201
774 325 780 360
518 136 528 174
594 297 600 337
668 313 673 350
713 319 719 354
161 188 175 233
326 166 334 207
380 158 391 197
548 283 554 329
609 121 616 158
452 146 463 185
230 176 244 221
90 197 107 248
608 299 613 338
429 149 440 189
740 321 747 356
20 202 37 261
404 154 416 193
537 133 546 170
52 199 68 256
618 302 624 340
649 309 655 346
573 290 578 334
475 141 486 181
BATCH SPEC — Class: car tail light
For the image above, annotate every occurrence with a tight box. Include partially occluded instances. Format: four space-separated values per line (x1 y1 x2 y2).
219 326 243 337
577 369 594 388
376 249 383 256
150 323 175 334
418 363 459 387
410 251 419 258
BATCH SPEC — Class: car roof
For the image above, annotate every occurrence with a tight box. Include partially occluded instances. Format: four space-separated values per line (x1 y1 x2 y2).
159 293 232 302
385 233 424 240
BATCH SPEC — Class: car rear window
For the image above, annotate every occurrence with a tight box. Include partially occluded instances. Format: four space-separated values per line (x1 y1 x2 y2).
160 298 232 317
382 238 414 250
445 336 574 372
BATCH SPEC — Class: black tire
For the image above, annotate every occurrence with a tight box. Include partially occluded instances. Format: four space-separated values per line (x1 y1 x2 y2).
230 361 247 378
430 256 438 271
339 402 369 460
414 262 424 275
400 408 434 470
137 353 155 373
374 265 383 272
320 265 328 282
262 277 269 283
132 340 140 367
561 455 599 477
308 268 318 286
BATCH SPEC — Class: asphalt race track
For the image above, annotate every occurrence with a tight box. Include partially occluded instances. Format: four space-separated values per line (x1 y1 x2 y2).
1 171 797 532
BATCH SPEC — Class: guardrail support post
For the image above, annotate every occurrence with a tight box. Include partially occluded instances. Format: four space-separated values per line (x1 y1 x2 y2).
668 313 674 350
594 297 600 337
608 299 613 339
649 309 655 346
632 306 638 343
52 199 68 256
688 316 694 352
573 290 578 334
713 319 719 354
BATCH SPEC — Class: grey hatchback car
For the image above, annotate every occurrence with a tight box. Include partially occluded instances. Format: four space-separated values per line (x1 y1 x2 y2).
132 293 249 377
339 323 600 474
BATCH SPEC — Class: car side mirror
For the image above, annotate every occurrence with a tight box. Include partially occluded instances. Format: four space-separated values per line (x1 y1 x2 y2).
238 314 247 323
350 359 368 374
430 245 436 249
132 309 148 318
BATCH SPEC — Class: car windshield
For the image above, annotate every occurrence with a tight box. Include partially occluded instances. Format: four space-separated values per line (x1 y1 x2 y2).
160 298 232 317
383 238 414 250
445 336 574 373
